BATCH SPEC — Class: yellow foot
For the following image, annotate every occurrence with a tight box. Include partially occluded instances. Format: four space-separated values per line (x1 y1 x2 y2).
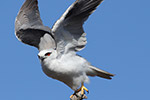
70 94 74 99
70 83 89 99
77 84 89 95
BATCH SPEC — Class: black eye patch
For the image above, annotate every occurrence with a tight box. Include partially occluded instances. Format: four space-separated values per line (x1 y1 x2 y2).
45 52 52 56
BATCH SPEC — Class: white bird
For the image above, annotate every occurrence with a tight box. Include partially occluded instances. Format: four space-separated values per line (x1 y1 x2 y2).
15 0 114 98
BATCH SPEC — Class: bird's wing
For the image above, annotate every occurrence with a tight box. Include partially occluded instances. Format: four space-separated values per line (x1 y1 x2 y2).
52 0 103 54
15 0 56 51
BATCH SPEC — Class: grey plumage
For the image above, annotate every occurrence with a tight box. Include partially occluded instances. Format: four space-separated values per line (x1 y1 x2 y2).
52 0 104 53
15 0 114 95
15 0 55 50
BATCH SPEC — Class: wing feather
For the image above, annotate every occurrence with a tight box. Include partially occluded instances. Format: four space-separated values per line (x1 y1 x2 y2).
15 0 55 50
52 0 103 53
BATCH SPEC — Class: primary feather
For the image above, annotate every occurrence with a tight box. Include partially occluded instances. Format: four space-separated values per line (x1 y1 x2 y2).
52 0 104 54
15 0 55 50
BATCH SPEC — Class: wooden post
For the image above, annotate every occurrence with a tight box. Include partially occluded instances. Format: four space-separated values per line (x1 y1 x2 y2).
70 91 88 100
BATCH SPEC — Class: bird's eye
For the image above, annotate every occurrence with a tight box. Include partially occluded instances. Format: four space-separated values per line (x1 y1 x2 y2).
45 52 51 56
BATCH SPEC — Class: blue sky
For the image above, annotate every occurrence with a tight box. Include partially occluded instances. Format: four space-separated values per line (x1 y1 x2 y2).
0 0 150 100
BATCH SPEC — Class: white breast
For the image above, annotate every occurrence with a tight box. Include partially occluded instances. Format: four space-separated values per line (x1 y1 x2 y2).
41 53 89 90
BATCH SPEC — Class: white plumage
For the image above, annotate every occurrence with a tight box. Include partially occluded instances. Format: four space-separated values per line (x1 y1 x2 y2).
15 0 114 98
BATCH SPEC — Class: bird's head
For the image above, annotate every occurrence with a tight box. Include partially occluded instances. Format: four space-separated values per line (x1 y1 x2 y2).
38 49 57 61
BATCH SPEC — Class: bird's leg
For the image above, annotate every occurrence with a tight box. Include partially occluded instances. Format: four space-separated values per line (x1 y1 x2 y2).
70 82 89 99
77 82 89 95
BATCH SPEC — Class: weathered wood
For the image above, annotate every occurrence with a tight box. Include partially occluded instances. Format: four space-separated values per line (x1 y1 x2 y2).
70 91 88 100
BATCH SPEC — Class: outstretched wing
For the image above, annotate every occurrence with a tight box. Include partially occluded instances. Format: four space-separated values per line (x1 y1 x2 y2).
52 0 103 53
15 0 56 51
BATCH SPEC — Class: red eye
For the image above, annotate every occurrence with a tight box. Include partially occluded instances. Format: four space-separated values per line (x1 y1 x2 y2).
45 52 51 56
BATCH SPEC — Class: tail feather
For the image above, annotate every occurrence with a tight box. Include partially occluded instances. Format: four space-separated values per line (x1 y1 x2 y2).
88 66 114 79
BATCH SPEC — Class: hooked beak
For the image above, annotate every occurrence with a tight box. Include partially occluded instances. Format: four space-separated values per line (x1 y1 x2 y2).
38 55 45 61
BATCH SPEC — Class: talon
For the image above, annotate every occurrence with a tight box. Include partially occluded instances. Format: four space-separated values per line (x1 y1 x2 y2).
70 94 74 99
77 82 89 95
70 82 89 99
70 92 77 99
